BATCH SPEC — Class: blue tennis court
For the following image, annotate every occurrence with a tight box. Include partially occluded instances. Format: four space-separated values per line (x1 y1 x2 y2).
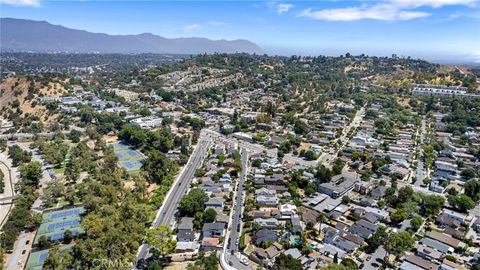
113 142 131 150
47 218 80 231
50 208 82 219
119 160 143 171
39 253 49 262
111 141 145 172
50 228 80 241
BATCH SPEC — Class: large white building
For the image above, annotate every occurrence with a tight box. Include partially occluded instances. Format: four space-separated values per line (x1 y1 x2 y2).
130 116 163 129
412 84 480 99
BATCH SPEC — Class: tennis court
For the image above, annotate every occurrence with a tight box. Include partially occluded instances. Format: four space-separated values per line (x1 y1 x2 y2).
50 228 82 241
46 218 80 231
26 245 74 270
25 249 50 270
43 207 85 222
34 207 85 245
111 141 145 172
119 160 143 171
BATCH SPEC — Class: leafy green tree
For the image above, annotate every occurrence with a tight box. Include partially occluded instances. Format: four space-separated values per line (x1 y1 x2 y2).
390 209 408 224
20 161 43 188
8 145 32 166
315 164 332 182
448 194 475 213
410 215 423 231
187 252 218 270
146 225 176 258
203 208 217 223
178 189 209 217
385 231 414 256
461 168 477 180
0 170 4 193
63 229 73 244
397 186 414 203
366 226 388 250
272 254 302 270
421 194 445 217
341 258 359 270
143 150 178 185
464 179 480 201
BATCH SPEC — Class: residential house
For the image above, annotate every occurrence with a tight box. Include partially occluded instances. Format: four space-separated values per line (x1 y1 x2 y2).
255 229 279 245
441 209 466 223
201 237 220 251
284 248 302 260
202 222 225 238
421 237 454 254
176 241 197 253
254 218 279 229
205 197 224 208
255 187 276 196
256 196 278 206
404 255 439 270
177 217 194 233
416 245 444 261
426 231 463 249
177 231 195 242
280 204 297 216
291 216 303 234
318 173 359 198
370 186 387 200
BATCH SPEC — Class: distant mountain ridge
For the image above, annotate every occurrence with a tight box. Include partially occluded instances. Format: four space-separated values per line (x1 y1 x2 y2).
0 18 263 54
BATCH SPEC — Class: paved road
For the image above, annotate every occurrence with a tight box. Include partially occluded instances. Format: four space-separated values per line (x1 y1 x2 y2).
319 105 366 167
0 152 16 228
415 118 427 187
223 148 252 270
135 137 211 266
6 231 34 270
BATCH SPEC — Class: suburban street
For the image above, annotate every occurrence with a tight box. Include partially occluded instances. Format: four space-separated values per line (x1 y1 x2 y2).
415 117 428 187
222 148 252 270
135 136 211 265
319 105 366 166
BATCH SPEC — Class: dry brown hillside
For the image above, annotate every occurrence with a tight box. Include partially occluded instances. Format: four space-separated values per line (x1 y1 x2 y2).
0 76 67 122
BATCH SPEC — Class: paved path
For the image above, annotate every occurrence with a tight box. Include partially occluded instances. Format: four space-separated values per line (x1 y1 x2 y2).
6 231 34 270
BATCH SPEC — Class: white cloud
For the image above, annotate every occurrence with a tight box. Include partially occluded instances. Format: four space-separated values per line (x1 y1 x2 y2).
299 0 476 21
183 24 201 33
276 3 294 14
0 0 40 7
267 1 294 14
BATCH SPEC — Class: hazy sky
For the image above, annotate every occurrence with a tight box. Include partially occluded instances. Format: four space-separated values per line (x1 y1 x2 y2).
1 0 480 63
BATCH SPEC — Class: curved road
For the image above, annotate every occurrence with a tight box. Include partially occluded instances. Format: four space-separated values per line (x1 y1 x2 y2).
0 158 15 229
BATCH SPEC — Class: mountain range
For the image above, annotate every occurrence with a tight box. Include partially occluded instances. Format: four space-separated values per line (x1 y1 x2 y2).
0 18 263 54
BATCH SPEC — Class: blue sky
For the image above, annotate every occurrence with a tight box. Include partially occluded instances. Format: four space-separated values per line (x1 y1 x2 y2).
1 0 480 63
